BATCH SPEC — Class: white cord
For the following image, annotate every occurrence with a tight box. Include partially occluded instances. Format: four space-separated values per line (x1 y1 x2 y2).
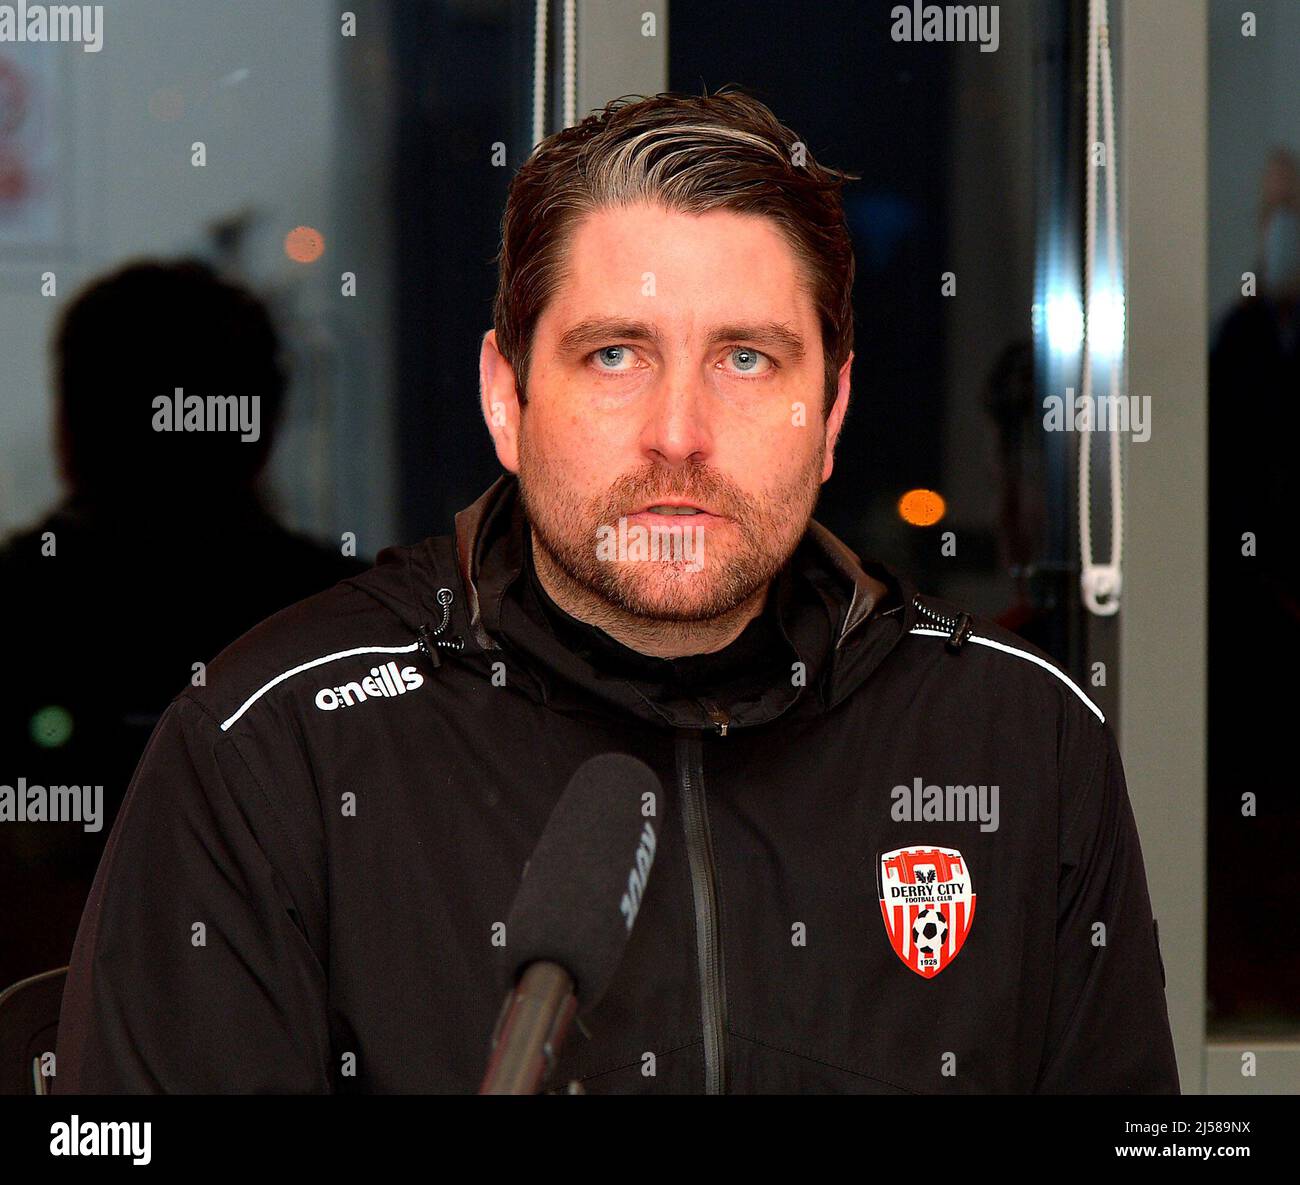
562 0 577 131
532 0 549 150
1079 0 1124 616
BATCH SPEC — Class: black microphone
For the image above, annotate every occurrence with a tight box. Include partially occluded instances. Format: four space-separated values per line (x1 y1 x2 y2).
479 753 666 1095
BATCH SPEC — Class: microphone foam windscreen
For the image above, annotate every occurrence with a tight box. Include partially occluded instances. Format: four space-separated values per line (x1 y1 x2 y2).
503 753 666 1014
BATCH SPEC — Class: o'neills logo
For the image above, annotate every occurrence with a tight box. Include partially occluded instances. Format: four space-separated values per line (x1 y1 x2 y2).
315 662 424 711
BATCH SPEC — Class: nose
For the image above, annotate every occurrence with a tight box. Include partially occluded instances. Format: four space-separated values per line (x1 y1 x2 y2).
638 374 714 468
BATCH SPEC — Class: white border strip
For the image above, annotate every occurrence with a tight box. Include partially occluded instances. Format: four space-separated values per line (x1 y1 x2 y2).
909 627 1105 723
220 643 422 732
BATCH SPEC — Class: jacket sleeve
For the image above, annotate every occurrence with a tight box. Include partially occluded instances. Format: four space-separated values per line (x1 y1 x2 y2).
1034 721 1181 1093
53 695 333 1093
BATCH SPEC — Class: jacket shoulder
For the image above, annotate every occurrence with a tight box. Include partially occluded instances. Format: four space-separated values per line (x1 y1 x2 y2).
185 570 423 736
905 591 1106 731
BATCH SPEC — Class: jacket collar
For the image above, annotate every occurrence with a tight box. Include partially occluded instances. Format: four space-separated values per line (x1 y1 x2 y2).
444 474 913 730
453 476 507 653
454 474 893 653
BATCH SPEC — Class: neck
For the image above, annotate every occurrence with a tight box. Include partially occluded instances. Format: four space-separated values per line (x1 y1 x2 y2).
529 527 769 659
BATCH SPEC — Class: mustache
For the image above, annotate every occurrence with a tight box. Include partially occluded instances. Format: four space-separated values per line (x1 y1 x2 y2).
602 468 741 518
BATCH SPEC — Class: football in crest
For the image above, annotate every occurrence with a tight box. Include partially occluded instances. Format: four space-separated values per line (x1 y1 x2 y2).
911 906 949 957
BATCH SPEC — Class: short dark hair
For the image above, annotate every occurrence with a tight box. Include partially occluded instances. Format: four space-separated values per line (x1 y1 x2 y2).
492 86 859 417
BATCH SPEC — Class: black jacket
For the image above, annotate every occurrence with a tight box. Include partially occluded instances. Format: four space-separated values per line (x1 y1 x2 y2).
55 476 1180 1094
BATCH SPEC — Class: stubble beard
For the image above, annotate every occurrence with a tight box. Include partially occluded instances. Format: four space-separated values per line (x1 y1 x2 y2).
516 430 825 625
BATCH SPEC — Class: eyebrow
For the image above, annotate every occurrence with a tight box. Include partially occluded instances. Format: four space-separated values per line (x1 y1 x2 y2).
556 317 807 361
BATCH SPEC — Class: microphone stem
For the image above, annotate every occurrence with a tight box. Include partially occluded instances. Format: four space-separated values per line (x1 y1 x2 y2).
479 962 577 1094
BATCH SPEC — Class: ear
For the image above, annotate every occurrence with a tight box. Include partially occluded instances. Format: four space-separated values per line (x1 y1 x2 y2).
820 350 853 482
479 329 521 473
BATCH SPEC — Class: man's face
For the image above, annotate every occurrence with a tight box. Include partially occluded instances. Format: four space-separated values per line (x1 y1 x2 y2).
481 201 852 623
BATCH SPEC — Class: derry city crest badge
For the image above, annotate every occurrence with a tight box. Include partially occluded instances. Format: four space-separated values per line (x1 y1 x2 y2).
877 845 976 978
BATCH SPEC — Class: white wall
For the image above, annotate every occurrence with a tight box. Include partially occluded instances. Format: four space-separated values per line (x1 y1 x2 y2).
0 0 394 554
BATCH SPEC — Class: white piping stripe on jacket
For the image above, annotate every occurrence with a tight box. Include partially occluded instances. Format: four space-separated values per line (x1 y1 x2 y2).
219 643 422 732
908 626 1105 724
219 631 1102 732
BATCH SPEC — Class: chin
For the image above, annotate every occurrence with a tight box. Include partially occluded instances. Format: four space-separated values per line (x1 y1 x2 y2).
603 563 753 622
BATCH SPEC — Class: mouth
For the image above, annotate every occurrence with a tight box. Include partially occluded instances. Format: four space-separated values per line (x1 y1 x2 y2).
629 500 719 519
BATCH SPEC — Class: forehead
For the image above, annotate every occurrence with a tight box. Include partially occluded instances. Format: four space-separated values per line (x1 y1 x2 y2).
538 201 816 333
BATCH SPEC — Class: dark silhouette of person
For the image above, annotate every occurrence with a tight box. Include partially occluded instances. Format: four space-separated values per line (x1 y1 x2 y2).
1207 149 1300 1030
0 260 368 993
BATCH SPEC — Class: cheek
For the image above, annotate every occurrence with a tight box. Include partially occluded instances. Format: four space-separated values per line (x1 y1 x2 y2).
527 403 611 487
535 408 580 453
730 412 818 475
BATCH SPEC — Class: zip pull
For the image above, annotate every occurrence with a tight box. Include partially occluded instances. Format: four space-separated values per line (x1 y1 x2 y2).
700 698 730 737
914 596 974 654
416 622 442 669
945 612 973 653
416 587 466 670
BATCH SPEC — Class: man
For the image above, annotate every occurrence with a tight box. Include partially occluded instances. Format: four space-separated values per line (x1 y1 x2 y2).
55 90 1179 1094
0 261 366 998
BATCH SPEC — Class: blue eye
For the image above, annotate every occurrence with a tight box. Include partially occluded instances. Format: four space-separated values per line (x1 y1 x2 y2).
728 347 771 374
593 345 633 370
589 345 772 376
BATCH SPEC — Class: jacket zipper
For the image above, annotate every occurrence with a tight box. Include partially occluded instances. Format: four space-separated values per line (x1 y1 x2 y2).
424 579 737 1091
913 596 973 652
415 587 465 668
676 698 729 1094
